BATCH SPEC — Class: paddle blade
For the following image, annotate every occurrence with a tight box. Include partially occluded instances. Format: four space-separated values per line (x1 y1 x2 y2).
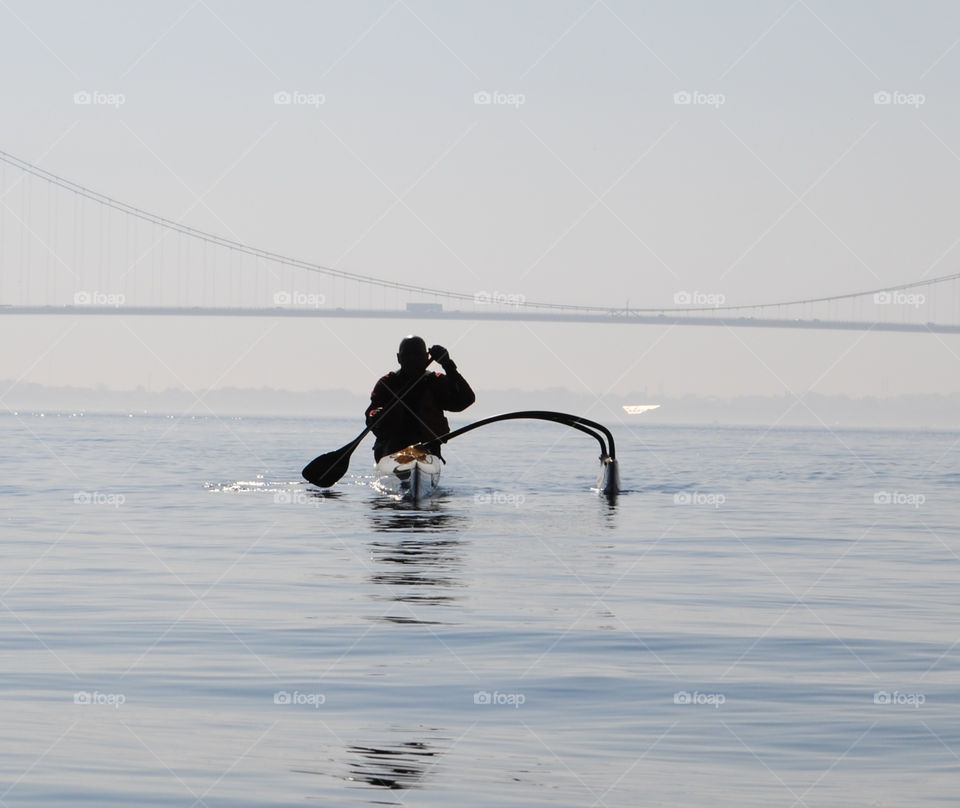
302 444 355 488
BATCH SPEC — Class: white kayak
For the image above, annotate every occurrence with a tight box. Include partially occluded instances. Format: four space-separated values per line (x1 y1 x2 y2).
373 446 442 503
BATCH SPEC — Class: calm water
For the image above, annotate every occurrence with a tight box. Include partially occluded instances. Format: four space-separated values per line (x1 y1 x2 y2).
2 412 958 806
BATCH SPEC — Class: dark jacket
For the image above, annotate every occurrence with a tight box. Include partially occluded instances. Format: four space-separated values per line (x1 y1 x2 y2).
365 368 475 461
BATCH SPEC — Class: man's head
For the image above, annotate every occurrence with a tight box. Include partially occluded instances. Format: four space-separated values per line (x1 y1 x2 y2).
397 335 429 373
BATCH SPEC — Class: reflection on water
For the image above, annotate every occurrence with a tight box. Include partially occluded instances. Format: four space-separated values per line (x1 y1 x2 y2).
291 728 448 802
365 501 467 621
204 479 346 501
367 536 466 612
367 496 467 533
346 728 447 794
306 488 346 501
601 491 619 527
377 614 446 624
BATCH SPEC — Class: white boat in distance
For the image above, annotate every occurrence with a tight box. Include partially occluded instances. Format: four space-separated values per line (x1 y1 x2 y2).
622 404 660 415
373 445 442 503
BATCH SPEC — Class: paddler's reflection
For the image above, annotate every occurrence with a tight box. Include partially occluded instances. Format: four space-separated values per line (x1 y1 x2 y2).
365 497 468 619
366 535 465 610
305 488 345 502
345 728 448 792
367 498 466 533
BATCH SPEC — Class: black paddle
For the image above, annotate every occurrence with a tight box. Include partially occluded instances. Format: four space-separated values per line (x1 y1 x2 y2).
301 430 371 488
301 370 430 488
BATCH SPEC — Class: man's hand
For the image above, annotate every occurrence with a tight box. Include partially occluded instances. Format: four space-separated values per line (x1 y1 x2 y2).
429 344 456 370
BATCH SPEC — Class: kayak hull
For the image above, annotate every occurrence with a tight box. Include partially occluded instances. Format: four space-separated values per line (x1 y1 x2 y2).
373 446 442 503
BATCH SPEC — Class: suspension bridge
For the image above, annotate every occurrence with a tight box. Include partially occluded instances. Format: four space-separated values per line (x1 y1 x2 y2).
1 148 958 334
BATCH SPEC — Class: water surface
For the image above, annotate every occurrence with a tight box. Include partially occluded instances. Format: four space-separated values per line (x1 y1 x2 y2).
2 414 958 806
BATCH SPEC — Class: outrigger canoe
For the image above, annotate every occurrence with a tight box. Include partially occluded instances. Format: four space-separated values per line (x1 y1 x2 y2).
302 410 619 501
372 445 442 503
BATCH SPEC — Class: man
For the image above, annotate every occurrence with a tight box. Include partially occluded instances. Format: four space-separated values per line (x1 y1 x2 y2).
365 336 475 461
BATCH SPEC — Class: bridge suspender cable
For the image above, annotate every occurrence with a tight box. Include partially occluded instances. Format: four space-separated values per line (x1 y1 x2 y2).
1 146 957 316
0 148 483 307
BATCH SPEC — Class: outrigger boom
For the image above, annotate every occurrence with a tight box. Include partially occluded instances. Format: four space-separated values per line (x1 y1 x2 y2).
416 410 620 498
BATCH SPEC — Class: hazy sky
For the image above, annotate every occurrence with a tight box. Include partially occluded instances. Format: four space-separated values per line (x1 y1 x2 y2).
2 1 960 401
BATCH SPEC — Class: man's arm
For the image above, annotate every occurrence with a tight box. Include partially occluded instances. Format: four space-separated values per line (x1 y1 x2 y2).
440 367 475 412
428 345 475 412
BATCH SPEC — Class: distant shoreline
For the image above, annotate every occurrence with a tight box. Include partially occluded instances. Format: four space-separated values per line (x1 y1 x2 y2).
2 382 958 430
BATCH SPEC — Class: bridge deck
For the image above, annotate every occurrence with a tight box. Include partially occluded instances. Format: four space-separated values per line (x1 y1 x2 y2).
2 306 957 334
